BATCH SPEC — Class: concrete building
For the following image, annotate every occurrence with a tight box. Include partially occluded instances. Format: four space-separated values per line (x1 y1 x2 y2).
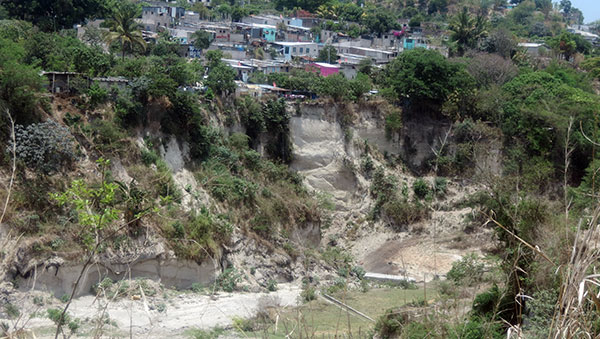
273 42 318 61
332 44 396 63
141 5 185 31
308 62 339 77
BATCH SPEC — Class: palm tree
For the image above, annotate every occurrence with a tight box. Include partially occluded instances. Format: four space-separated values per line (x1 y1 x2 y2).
449 7 487 56
104 2 146 60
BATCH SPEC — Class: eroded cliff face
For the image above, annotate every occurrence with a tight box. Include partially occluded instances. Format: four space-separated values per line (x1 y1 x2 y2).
6 99 498 296
288 100 497 281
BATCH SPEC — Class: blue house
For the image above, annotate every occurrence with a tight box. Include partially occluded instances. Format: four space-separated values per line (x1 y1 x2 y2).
262 27 277 42
402 36 428 50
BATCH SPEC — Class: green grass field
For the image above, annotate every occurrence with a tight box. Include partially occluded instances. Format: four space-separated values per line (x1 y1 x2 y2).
243 286 435 338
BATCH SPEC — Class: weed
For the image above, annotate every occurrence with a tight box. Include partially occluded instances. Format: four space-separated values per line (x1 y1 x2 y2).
216 267 242 292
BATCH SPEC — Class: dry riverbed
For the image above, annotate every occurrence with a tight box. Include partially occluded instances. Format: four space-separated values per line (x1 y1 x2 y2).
0 283 301 338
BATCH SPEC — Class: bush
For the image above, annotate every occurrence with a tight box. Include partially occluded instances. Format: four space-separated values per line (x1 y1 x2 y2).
266 279 277 292
301 284 317 302
382 199 428 229
11 120 78 174
446 253 485 285
87 83 108 109
351 266 366 279
375 308 408 338
412 178 431 199
216 267 242 292
433 177 448 197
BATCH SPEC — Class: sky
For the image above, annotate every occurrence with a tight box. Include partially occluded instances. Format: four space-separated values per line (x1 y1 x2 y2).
569 0 600 23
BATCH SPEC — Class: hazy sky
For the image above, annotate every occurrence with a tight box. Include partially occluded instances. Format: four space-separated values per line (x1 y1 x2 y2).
569 0 600 23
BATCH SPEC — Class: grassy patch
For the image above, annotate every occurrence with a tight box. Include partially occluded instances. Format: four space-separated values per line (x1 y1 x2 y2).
245 287 435 337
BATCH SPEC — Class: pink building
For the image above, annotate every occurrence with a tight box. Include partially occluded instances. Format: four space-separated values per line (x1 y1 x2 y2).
308 62 340 77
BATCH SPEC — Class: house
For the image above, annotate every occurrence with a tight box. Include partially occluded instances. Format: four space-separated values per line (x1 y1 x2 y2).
308 62 339 76
402 36 428 50
273 42 318 61
373 32 399 48
567 28 600 45
141 5 185 31
223 59 253 82
208 43 247 60
241 59 292 74
518 42 548 57
332 44 396 63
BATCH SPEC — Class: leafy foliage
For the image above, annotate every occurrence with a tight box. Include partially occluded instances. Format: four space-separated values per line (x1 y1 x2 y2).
382 49 472 114
11 120 78 174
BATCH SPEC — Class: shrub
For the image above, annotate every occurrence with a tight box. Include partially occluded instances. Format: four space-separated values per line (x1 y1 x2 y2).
301 284 317 302
382 199 429 229
446 253 485 285
141 149 159 166
385 109 402 139
87 83 108 109
216 267 242 292
266 279 278 292
412 178 431 199
375 308 408 338
351 265 366 279
433 177 448 197
371 167 398 199
11 120 78 174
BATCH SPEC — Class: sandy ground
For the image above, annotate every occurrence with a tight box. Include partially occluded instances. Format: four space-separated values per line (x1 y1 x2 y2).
3 283 301 338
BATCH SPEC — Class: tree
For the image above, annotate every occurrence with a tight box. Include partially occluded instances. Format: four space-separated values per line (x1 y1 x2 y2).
482 28 517 58
358 58 373 75
382 48 471 113
192 30 213 51
315 73 349 101
205 51 236 95
428 0 448 14
3 0 108 31
449 7 487 56
317 44 338 63
104 1 146 60
559 0 571 15
548 32 577 60
362 9 397 35
348 73 371 101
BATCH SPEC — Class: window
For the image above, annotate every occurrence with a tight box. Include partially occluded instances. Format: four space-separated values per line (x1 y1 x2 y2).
293 47 296 52
285 46 289 54
300 47 303 53
306 48 309 53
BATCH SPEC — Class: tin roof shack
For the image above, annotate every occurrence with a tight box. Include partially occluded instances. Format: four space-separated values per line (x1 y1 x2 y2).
273 42 318 61
141 5 185 31
518 42 549 57
92 76 130 91
308 62 339 77
41 71 85 94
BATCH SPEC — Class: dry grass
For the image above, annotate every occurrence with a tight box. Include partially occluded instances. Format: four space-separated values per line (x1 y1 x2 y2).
550 207 600 338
